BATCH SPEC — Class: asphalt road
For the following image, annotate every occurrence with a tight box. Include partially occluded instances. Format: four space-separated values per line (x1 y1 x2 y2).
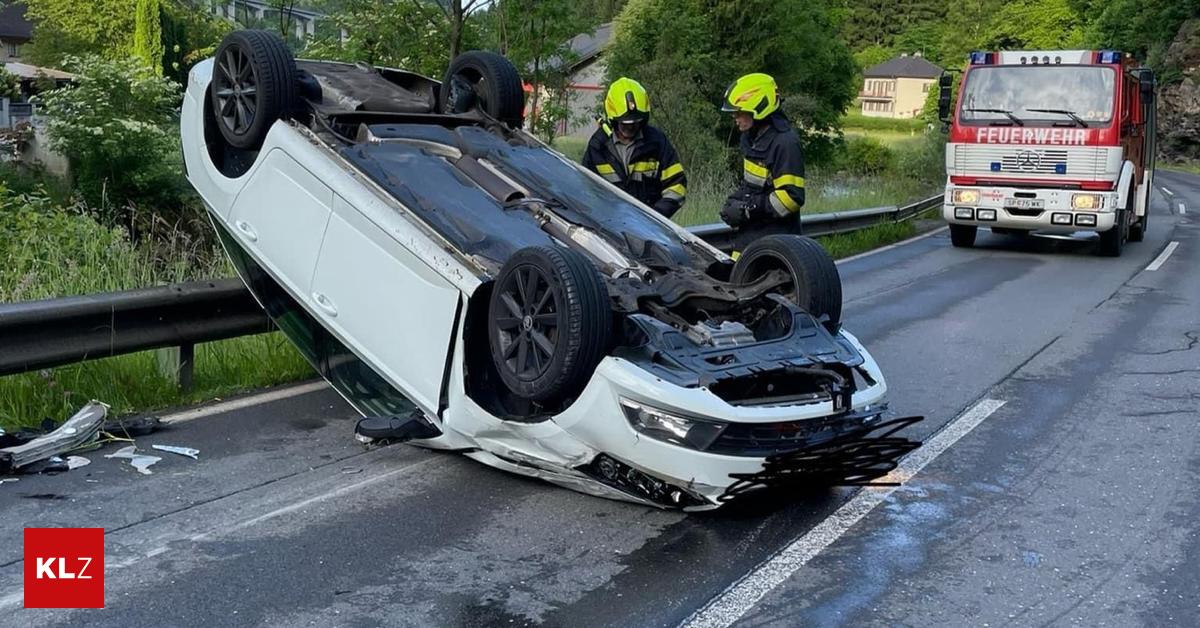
3 171 1197 627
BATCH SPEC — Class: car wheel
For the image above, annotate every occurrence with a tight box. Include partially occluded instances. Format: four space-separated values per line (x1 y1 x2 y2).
950 224 977 248
488 246 612 404
440 51 525 128
209 30 297 151
731 234 842 332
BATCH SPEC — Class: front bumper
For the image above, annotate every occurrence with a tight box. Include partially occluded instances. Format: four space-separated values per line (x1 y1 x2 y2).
943 185 1118 233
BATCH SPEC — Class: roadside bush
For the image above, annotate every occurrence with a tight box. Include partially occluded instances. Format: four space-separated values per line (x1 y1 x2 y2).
892 131 947 185
36 55 189 236
841 111 927 133
835 136 895 175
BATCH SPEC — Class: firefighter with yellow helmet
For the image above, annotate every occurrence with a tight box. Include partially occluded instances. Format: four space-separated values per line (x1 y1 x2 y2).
719 73 806 247
582 77 687 218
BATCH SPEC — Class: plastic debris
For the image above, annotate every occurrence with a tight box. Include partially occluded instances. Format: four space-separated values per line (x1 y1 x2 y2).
0 478 17 486
151 445 199 460
66 456 91 470
104 446 162 475
0 401 107 472
103 415 163 438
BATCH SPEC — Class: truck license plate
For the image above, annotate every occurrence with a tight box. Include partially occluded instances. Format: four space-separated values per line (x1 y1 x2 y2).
1004 198 1045 210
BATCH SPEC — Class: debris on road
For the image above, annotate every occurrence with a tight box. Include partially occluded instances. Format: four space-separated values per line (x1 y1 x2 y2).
103 415 163 438
152 444 199 460
66 455 91 470
105 446 162 475
0 401 107 472
0 478 17 486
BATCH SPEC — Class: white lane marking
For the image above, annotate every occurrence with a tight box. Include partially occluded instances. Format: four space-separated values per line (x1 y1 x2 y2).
160 380 329 424
682 398 1007 628
0 456 442 612
836 226 948 266
1146 241 1180 272
1162 187 1174 197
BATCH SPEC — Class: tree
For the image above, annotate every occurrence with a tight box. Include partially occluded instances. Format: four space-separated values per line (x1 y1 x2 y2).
37 56 184 234
606 0 857 169
982 0 1085 49
24 0 137 66
133 0 165 75
270 0 300 40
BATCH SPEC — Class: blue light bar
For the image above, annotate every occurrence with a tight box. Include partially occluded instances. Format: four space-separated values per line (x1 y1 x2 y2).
1099 50 1122 63
1055 163 1067 174
991 162 1002 172
970 51 993 65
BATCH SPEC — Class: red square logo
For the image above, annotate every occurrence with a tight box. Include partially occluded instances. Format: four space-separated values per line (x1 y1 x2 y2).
24 528 104 608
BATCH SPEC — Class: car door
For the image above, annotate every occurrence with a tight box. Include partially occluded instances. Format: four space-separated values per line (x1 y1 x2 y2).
228 149 333 296
310 194 462 415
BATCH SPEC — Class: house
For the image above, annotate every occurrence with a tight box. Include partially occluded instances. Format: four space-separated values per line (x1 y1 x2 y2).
211 0 324 41
859 53 942 119
555 21 613 138
0 1 32 63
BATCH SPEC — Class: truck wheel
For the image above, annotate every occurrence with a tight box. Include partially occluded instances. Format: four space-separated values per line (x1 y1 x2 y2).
731 235 842 332
441 51 525 129
950 224 977 248
1099 205 1130 257
209 30 297 151
1129 209 1147 242
488 246 612 404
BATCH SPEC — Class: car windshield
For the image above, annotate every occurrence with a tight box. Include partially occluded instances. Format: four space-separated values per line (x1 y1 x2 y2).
959 65 1115 125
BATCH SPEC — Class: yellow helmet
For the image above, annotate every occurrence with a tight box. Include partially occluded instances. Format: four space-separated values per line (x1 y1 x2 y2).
604 77 650 124
721 73 779 120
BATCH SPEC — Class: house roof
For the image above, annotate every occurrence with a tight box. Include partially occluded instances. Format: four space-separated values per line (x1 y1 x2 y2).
0 1 31 42
863 55 942 79
563 22 613 71
2 62 75 81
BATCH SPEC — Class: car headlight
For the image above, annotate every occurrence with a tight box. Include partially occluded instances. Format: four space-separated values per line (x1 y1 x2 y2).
952 189 980 204
620 398 726 451
1071 193 1102 210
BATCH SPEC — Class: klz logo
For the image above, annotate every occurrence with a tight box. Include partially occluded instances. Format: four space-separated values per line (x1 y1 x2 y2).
24 528 104 608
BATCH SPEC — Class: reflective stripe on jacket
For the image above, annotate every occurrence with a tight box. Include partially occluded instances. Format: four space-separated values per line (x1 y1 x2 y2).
581 122 687 218
740 113 805 217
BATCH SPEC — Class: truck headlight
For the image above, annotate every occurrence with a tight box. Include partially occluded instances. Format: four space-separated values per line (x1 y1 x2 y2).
952 189 980 204
620 398 726 451
1071 193 1103 210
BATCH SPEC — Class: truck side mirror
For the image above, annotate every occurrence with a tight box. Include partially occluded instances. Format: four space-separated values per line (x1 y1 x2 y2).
1139 70 1155 103
937 74 954 122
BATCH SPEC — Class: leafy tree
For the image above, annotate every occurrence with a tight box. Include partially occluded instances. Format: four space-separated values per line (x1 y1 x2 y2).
36 56 185 234
161 1 236 85
607 0 857 170
24 0 137 65
854 44 894 73
133 0 165 75
982 0 1085 49
842 0 943 50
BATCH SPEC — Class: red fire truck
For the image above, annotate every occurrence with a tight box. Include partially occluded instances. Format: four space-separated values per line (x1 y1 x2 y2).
938 50 1156 256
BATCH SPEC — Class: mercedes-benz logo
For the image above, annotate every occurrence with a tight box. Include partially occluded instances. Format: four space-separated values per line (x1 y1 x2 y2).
1016 150 1041 171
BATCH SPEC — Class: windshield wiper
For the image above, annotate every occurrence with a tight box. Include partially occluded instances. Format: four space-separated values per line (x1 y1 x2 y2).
965 108 1025 126
1025 108 1088 128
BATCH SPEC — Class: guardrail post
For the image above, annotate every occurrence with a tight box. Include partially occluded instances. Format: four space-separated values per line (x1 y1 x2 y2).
154 343 195 393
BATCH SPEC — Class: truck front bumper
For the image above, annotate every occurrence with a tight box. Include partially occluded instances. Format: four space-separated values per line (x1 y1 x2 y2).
943 186 1118 234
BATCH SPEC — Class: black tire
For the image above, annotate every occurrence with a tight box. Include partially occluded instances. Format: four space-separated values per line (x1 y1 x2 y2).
441 51 525 128
1129 202 1147 243
950 224 977 248
210 30 297 151
488 246 612 404
1099 196 1132 256
731 235 842 332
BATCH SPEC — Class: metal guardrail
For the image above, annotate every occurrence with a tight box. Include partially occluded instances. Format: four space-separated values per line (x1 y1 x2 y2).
0 194 942 385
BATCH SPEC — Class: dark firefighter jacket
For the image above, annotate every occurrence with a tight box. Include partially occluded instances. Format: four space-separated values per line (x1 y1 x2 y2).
581 123 686 218
738 112 806 219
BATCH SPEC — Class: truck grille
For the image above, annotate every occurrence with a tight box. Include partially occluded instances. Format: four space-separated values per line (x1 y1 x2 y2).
952 144 1111 181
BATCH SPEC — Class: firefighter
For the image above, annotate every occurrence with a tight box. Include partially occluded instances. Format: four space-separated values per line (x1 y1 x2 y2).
582 77 687 219
718 73 806 252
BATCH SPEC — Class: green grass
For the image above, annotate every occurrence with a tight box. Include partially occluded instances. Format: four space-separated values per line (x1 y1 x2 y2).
843 128 925 149
817 219 918 259
1161 161 1200 176
0 335 315 431
0 191 314 431
841 111 928 133
551 136 588 162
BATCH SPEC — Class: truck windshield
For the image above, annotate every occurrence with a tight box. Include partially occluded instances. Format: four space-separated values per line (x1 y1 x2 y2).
959 66 1115 125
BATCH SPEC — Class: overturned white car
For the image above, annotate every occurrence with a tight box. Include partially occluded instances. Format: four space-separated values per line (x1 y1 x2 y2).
182 31 913 509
